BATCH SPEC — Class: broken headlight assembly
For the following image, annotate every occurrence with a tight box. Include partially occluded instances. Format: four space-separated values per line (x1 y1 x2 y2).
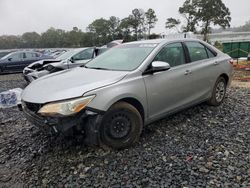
45 65 55 71
38 95 95 117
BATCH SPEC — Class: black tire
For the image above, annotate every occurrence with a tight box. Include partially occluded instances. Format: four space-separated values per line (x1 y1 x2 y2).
207 77 227 106
100 102 143 149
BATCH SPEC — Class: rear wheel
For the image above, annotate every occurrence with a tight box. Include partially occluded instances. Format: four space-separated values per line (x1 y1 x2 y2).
100 102 143 149
207 77 227 106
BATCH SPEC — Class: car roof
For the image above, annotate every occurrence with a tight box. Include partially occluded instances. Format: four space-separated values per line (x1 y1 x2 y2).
125 38 202 45
10 50 40 54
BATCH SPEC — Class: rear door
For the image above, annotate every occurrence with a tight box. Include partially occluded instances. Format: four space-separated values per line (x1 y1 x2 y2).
23 52 39 66
143 42 195 121
183 41 220 102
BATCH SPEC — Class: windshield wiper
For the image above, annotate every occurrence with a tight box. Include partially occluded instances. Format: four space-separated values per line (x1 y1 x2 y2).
84 66 110 70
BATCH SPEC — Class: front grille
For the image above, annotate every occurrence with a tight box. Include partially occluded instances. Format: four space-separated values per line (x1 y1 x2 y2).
24 102 43 113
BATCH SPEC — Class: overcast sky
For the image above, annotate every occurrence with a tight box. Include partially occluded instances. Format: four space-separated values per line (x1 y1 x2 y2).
0 0 249 35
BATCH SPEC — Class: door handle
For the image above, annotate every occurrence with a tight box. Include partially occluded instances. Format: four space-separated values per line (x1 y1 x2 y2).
213 61 219 65
184 70 192 75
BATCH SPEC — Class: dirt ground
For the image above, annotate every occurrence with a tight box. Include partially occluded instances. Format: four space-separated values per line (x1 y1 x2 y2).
231 81 250 88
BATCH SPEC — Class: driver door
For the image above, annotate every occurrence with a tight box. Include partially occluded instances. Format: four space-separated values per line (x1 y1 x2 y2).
5 52 24 72
143 42 195 121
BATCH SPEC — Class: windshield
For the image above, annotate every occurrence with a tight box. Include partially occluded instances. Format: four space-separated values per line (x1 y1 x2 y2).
85 44 157 71
0 51 13 59
56 49 82 60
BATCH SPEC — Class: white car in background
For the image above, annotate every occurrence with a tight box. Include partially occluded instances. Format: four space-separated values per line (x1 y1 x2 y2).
23 48 96 83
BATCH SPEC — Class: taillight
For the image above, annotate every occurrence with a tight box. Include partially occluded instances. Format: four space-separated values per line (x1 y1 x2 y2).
228 59 234 65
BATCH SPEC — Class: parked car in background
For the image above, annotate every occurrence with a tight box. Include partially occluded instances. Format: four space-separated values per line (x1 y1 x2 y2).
23 47 96 83
23 40 123 83
0 51 52 74
50 50 68 58
21 38 233 149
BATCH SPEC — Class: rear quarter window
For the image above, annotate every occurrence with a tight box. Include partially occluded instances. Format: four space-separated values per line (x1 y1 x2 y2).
206 48 216 58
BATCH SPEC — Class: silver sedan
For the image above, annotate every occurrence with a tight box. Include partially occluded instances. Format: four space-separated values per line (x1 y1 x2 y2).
21 38 233 149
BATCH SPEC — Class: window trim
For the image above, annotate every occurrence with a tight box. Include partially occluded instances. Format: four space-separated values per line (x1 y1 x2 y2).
183 41 217 63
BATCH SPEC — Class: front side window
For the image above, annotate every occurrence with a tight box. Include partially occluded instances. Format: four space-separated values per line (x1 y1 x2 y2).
86 44 156 71
72 48 94 61
185 42 208 62
153 43 185 67
8 53 23 61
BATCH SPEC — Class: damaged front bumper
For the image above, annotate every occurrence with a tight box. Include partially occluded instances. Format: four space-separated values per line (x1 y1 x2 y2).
23 68 50 83
21 104 104 145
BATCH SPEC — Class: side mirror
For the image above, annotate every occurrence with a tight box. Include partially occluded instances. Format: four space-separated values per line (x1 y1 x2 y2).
69 57 75 63
8 58 12 61
151 61 170 72
143 61 170 75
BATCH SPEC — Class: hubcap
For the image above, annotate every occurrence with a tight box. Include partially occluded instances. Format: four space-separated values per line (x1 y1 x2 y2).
215 81 225 102
108 114 131 139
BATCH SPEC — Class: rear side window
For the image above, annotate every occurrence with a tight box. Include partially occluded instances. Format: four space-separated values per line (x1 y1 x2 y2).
153 43 185 67
35 53 41 57
25 52 33 59
206 48 216 58
185 42 208 62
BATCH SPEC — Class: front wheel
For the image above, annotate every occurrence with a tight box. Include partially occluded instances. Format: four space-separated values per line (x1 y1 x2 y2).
207 77 227 106
100 102 143 149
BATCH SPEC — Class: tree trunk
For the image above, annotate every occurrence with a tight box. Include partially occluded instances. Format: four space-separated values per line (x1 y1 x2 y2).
148 26 151 38
203 21 209 42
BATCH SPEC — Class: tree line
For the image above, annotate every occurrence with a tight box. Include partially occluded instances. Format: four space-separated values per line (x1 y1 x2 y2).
0 0 233 49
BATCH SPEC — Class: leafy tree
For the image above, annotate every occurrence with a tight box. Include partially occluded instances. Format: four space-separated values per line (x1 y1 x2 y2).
165 18 181 32
22 32 41 48
178 0 231 41
179 0 198 33
0 35 22 49
119 17 133 41
145 8 158 36
87 18 111 45
195 0 231 41
108 16 121 40
65 27 82 47
129 8 146 40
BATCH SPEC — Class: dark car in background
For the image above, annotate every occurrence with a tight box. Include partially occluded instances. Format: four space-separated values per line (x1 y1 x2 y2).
0 51 52 74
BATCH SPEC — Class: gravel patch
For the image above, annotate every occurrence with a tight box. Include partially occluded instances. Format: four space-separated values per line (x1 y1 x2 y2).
0 74 249 187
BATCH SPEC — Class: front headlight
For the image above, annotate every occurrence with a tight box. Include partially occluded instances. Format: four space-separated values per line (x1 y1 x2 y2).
38 95 95 117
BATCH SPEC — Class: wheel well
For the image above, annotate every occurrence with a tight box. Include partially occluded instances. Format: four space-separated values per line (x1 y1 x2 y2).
219 73 229 85
117 98 145 122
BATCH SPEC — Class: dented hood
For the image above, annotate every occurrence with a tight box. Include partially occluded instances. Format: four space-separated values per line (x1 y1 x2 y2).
28 59 60 68
22 67 128 103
